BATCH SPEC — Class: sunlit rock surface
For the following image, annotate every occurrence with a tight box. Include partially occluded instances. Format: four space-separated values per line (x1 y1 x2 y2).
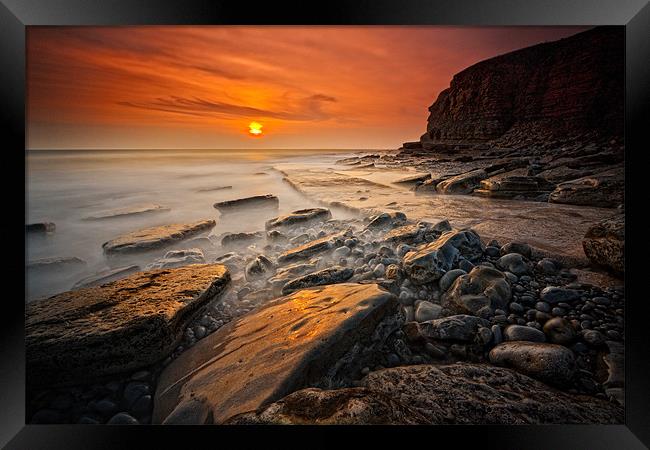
277 230 349 263
26 264 230 388
265 207 332 229
153 283 396 424
227 363 622 424
102 220 216 255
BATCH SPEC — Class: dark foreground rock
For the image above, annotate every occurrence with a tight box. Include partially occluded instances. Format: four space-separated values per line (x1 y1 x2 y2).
26 264 230 387
265 208 331 229
281 266 353 295
277 231 349 263
441 266 511 316
227 363 622 424
582 214 624 273
152 283 396 424
102 220 216 255
549 167 624 208
27 222 56 233
213 194 279 212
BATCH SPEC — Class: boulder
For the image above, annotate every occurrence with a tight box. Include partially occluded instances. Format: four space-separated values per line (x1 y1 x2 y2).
496 253 530 275
220 231 264 247
365 212 407 230
281 266 354 295
26 264 230 387
441 266 511 315
265 208 332 229
489 341 576 386
72 265 140 289
402 229 484 284
362 363 622 424
414 301 443 322
499 241 533 258
152 283 396 424
582 214 624 273
245 255 275 281
145 248 205 270
549 167 623 208
102 220 216 255
543 317 576 345
213 194 279 212
540 286 580 304
81 203 169 221
277 231 349 264
224 387 429 425
405 314 489 342
435 169 488 194
438 269 467 292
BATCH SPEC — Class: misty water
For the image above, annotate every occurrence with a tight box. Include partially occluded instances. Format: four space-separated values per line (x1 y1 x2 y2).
26 149 362 302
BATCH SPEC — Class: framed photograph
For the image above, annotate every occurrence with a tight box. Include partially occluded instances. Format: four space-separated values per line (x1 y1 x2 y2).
2 0 647 448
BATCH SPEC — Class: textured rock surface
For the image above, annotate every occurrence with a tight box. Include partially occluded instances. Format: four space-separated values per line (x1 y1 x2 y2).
213 194 279 212
27 256 86 272
278 231 349 263
265 208 331 229
435 169 487 194
549 167 624 208
489 341 576 386
405 314 489 342
281 266 353 295
582 214 624 273
442 266 511 315
220 232 263 247
153 283 396 424
102 220 215 255
403 229 484 284
419 27 623 149
71 265 141 289
26 264 230 387
81 203 170 220
145 248 205 269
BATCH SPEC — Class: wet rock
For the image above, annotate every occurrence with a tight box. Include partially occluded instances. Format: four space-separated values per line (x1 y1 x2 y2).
265 208 331 230
435 169 488 194
221 232 264 247
278 231 349 264
102 220 215 255
145 248 205 270
403 229 484 284
27 256 86 273
361 363 622 424
549 167 624 208
474 176 555 199
543 317 576 345
414 301 443 322
582 214 624 273
82 203 170 221
540 286 580 304
489 341 576 386
281 266 353 295
499 241 532 258
537 258 559 274
405 314 489 342
213 194 279 212
365 212 407 230
267 230 288 242
153 283 396 424
245 255 275 281
381 221 444 245
503 325 546 342
496 253 530 275
439 268 466 293
26 264 230 387
26 222 56 233
441 266 511 316
72 265 141 289
224 387 430 425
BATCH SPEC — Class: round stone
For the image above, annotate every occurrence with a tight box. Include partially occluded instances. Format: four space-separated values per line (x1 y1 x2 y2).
373 263 386 277
194 325 207 340
484 246 500 257
543 317 576 345
333 246 351 258
509 302 524 314
535 302 551 313
439 269 467 293
107 412 139 425
583 330 606 346
503 324 546 342
491 324 503 345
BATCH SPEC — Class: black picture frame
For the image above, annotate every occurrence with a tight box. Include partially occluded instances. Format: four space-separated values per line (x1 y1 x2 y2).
2 0 648 448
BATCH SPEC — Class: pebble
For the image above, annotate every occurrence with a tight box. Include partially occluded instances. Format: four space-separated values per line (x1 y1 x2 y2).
542 317 576 345
503 324 546 342
491 324 503 345
94 399 118 416
386 353 400 367
123 382 150 408
373 263 386 277
509 302 524 314
477 326 493 345
551 307 566 316
503 272 518 283
606 330 621 340
361 367 370 376
540 286 580 304
107 412 139 425
458 259 474 272
194 325 207 340
583 330 606 346
484 246 500 257
592 296 611 306
333 246 351 258
535 301 551 313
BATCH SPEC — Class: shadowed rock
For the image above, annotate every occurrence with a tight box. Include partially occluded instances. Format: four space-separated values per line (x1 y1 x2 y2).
436 169 488 194
265 208 332 230
145 248 205 270
26 264 230 388
102 220 216 255
26 222 56 233
404 314 489 342
403 229 484 284
442 266 512 316
220 231 264 247
278 231 349 264
152 283 396 424
549 167 623 208
213 194 279 212
281 266 353 295
393 173 431 185
27 256 86 273
582 214 624 273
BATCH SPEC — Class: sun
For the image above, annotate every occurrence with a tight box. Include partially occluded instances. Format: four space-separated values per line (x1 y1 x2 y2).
248 121 263 136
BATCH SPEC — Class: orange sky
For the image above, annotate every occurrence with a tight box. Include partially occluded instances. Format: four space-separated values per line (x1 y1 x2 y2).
27 26 590 150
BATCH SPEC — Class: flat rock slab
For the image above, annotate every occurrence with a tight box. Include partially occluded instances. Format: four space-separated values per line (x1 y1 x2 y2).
213 194 278 212
102 220 216 255
265 208 332 229
153 283 396 424
82 203 170 220
26 222 56 233
26 264 230 388
27 256 86 272
72 265 141 289
277 231 349 264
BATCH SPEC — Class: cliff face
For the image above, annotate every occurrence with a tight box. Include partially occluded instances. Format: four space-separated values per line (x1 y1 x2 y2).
419 27 624 151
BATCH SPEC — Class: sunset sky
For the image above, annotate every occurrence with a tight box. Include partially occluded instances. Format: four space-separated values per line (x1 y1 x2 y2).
27 26 590 150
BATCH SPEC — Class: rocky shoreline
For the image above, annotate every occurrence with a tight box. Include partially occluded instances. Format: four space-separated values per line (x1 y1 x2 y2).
26 196 624 425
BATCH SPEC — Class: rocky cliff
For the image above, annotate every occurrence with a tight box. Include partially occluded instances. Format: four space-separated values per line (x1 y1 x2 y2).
418 27 624 152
